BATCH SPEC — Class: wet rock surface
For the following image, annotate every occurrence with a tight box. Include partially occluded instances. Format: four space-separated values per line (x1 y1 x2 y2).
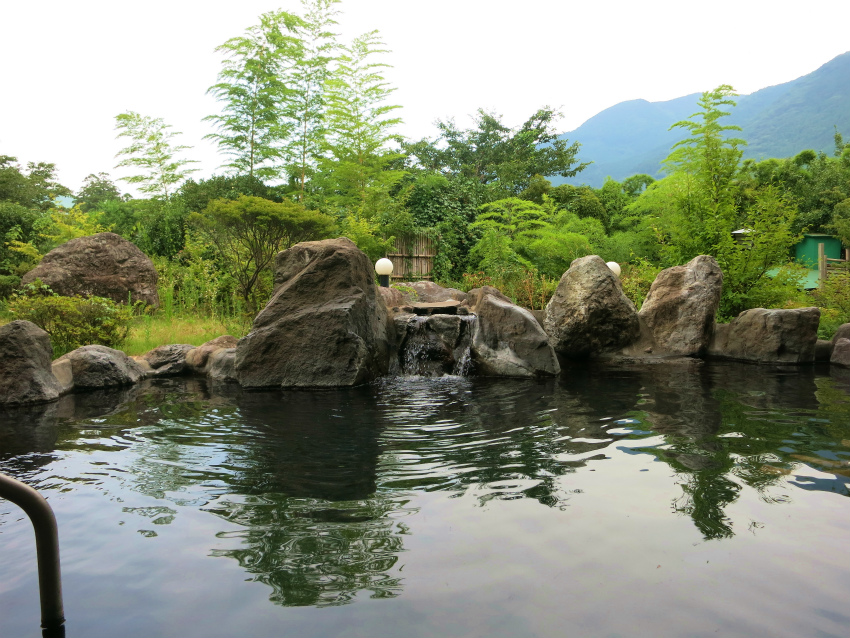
55 344 146 389
0 320 62 405
708 307 820 364
465 286 559 377
393 313 475 376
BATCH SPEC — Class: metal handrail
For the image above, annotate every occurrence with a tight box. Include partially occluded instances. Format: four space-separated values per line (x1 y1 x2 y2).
0 472 65 637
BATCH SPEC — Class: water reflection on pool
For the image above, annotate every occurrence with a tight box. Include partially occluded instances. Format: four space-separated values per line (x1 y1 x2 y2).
1 361 849 637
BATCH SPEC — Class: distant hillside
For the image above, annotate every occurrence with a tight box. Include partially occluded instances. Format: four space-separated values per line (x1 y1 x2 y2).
557 51 850 187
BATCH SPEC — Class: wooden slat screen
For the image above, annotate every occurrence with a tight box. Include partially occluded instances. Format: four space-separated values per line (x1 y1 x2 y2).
387 234 435 281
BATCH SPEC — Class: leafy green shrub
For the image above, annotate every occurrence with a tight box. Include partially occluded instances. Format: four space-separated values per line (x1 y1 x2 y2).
8 283 132 357
811 271 850 338
0 275 20 299
620 258 662 310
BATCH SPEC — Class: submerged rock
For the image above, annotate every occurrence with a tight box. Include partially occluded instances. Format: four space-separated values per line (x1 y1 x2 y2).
464 286 560 377
21 232 159 307
544 255 640 357
0 320 62 405
708 307 820 364
638 255 723 356
235 237 391 388
55 344 146 389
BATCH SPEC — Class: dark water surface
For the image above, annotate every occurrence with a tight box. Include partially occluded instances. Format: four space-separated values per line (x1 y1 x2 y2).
1 361 850 637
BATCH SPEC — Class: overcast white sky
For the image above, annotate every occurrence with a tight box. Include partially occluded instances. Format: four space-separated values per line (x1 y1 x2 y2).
1 0 848 194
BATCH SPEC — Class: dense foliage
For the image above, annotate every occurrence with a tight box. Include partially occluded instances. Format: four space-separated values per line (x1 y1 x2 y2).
3 1 850 352
8 282 132 357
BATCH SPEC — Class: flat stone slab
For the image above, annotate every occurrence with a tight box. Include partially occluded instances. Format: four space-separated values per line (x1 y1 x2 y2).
408 300 461 316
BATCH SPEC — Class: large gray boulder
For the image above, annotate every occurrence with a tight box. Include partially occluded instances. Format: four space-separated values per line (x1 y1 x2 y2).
0 320 62 404
54 345 146 389
464 286 560 377
638 255 723 356
544 255 640 357
707 307 820 364
21 232 159 307
234 237 391 388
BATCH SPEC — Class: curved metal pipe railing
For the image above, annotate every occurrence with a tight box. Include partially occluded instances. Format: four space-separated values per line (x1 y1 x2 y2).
0 472 65 637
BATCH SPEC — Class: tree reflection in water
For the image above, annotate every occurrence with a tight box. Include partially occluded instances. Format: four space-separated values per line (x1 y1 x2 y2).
3 362 850 610
581 360 850 540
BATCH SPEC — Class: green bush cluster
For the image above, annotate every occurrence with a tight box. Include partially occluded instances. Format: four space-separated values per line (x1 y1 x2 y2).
8 282 133 357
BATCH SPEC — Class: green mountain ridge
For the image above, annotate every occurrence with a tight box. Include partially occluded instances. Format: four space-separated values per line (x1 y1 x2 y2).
558 51 850 187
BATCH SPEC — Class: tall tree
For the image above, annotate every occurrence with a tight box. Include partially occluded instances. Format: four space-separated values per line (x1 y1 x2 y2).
284 0 341 198
404 108 588 197
656 86 800 317
205 10 303 181
114 112 198 200
318 30 404 213
75 172 122 211
660 85 746 260
189 195 335 310
0 155 70 212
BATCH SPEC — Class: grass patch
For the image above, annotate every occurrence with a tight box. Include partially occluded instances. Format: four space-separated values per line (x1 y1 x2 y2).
123 313 249 356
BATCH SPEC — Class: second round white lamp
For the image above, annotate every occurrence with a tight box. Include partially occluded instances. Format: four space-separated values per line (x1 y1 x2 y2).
375 258 393 287
606 261 621 277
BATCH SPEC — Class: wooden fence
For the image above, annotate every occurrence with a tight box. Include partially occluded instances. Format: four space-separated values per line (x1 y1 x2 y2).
818 243 850 283
387 234 435 281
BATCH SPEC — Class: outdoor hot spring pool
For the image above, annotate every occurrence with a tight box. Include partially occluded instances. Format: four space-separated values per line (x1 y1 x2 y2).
1 361 849 638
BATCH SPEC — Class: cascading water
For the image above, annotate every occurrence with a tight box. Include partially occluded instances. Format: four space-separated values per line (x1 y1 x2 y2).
397 314 476 377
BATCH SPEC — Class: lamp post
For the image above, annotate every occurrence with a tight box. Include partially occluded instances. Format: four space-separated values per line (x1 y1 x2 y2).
375 258 393 287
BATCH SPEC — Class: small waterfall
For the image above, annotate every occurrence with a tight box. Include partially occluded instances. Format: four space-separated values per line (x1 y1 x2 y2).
397 314 476 377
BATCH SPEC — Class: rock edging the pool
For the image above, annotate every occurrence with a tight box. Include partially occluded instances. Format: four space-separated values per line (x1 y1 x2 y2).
0 238 837 405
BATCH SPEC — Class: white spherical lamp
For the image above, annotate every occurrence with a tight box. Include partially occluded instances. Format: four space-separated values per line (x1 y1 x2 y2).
606 261 621 277
375 258 393 287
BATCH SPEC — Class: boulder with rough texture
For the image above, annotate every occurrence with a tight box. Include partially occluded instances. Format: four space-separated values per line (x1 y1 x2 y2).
185 336 239 374
0 320 62 404
377 286 408 311
51 358 74 395
832 323 850 344
21 232 159 306
638 255 723 356
395 281 467 303
707 307 820 364
464 286 560 377
831 338 850 367
544 255 640 357
208 348 237 382
54 345 146 388
234 237 391 388
140 343 195 376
